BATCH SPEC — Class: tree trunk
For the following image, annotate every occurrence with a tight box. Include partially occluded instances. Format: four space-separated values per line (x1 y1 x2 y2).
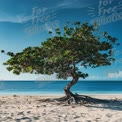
64 74 79 98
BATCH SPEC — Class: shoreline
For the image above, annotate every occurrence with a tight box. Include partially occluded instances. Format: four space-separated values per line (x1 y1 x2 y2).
0 93 122 96
0 95 122 122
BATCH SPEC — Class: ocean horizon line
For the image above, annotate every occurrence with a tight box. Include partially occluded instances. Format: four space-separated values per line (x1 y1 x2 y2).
0 80 122 81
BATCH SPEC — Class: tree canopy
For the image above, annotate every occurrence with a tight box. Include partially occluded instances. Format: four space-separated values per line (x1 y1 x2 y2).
1 22 119 104
2 22 119 80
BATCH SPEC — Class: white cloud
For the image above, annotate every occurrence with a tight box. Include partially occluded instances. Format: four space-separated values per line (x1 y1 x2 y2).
15 15 32 23
56 0 89 9
57 1 73 8
0 11 32 23
0 15 31 24
108 71 122 78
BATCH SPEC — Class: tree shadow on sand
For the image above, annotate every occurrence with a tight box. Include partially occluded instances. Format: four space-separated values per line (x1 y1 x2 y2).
38 95 122 111
82 96 122 111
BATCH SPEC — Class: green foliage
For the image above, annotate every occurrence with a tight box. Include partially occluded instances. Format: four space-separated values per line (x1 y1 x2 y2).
1 50 5 53
2 22 119 79
48 31 52 34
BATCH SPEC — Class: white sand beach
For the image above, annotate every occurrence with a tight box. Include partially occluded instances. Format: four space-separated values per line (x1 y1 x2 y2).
0 95 122 122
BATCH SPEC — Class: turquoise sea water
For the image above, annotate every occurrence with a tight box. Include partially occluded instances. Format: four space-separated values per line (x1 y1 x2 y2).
0 81 122 95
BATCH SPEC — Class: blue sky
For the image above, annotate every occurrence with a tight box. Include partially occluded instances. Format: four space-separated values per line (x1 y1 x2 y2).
0 0 122 80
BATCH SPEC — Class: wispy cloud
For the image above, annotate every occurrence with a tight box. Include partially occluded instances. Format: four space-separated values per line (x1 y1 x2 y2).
0 8 55 24
57 1 73 8
108 71 122 78
0 0 89 24
0 16 30 24
0 11 32 23
0 16 19 23
15 15 32 23
56 0 91 9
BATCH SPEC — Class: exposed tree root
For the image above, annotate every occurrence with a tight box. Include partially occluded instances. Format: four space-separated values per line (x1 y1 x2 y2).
37 94 100 105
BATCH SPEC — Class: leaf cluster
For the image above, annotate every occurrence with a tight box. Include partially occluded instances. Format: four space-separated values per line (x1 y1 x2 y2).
2 22 119 79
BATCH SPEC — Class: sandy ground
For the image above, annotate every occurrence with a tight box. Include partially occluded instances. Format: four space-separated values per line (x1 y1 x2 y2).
0 95 122 122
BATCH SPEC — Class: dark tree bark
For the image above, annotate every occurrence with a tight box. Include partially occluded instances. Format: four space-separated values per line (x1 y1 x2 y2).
64 69 79 100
